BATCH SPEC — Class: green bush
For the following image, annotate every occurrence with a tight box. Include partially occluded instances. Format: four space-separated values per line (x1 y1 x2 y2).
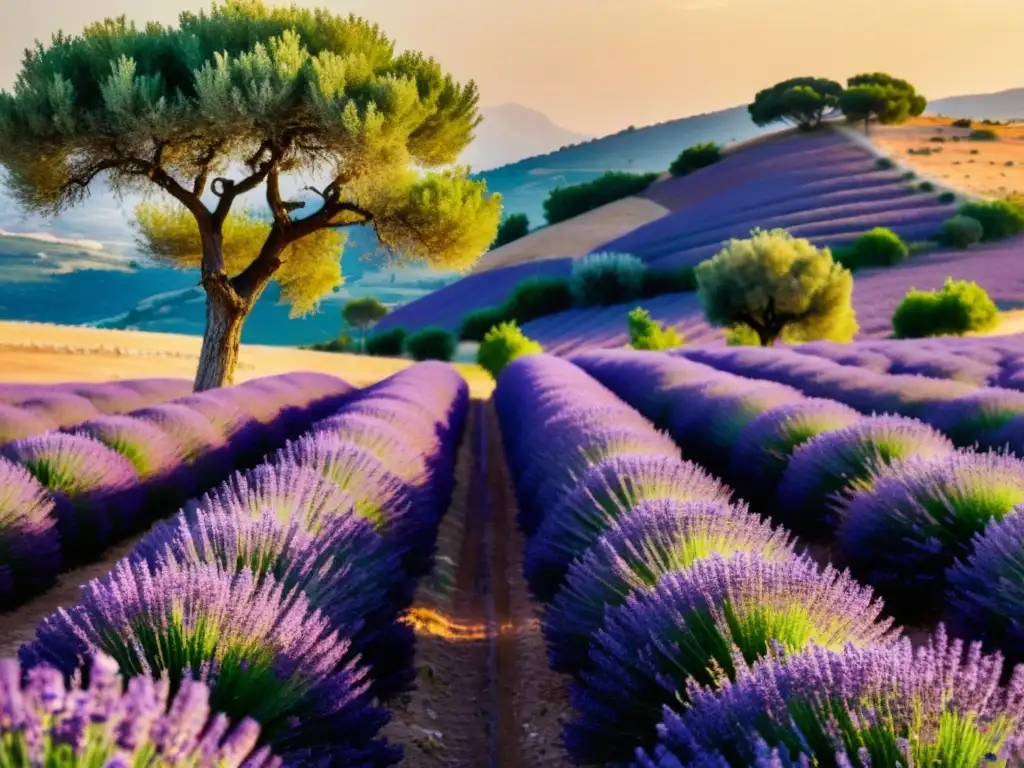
459 306 509 341
957 199 1024 241
917 181 935 192
365 327 406 356
640 266 697 297
951 118 972 128
405 327 456 361
901 171 916 181
892 278 999 339
668 142 722 177
839 227 909 270
941 215 984 249
543 171 659 225
570 252 645 307
875 157 895 170
968 129 998 141
308 334 357 353
505 277 573 322
491 213 530 249
627 307 683 350
927 136 946 143
938 191 957 204
725 324 761 346
476 321 543 380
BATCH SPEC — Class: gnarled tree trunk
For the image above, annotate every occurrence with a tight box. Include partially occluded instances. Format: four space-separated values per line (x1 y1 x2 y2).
194 276 249 392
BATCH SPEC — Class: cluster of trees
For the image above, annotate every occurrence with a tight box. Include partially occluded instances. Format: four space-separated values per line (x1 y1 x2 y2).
0 1 502 390
749 73 927 134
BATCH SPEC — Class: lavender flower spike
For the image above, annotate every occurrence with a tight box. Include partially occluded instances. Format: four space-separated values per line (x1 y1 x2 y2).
0 458 60 606
0 651 280 766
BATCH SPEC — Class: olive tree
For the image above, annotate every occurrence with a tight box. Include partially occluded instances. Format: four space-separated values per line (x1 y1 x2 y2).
0 1 501 389
696 228 858 347
838 73 927 135
342 296 388 350
748 77 844 131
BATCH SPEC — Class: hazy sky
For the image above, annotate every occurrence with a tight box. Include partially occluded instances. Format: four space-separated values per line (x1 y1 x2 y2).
2 0 1022 136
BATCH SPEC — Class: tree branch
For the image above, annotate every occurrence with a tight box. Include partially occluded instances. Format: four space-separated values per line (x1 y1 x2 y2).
191 140 226 197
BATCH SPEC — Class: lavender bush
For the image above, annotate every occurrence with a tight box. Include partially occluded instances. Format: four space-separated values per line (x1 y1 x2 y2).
544 499 794 676
0 404 50 446
0 652 280 766
567 551 895 763
73 415 187 481
0 458 60 606
17 393 100 430
924 388 1024 449
776 415 954 539
636 630 1024 767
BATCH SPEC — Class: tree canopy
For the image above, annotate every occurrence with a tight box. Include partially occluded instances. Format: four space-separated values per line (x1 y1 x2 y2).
748 77 843 131
491 213 529 249
0 0 501 388
342 295 387 349
838 73 927 134
695 228 858 347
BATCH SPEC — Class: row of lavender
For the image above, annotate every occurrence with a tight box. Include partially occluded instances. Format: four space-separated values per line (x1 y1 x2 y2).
790 334 1024 389
0 372 356 608
681 344 1024 454
574 349 1024 657
6 362 468 764
494 354 1024 765
0 377 195 444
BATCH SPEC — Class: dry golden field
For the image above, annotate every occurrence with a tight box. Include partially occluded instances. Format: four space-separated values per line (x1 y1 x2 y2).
0 321 495 397
869 115 1024 199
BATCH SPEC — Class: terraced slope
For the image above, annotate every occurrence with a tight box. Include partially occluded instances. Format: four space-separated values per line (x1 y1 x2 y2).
378 128 960 339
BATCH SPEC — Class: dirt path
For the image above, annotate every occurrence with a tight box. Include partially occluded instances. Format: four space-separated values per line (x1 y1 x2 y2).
384 401 571 766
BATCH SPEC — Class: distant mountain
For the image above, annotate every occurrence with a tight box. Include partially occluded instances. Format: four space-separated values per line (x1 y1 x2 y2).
459 103 594 171
927 88 1024 121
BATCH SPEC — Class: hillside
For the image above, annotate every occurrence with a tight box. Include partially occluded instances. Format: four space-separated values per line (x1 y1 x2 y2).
462 103 594 171
928 88 1024 121
378 127 973 347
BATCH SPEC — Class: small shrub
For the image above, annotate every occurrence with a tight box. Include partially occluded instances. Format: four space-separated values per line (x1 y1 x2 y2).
901 171 916 181
543 172 659 225
505 277 573 322
1008 161 1016 167
875 157 895 169
951 118 972 128
627 307 683 350
952 136 962 142
891 278 999 339
459 305 509 341
938 191 957 203
841 228 909 270
958 198 1024 241
477 322 543 379
639 266 697 297
927 136 946 143
917 181 934 192
725 324 761 346
491 213 530 249
968 129 998 141
941 215 984 248
570 252 645 307
308 334 357 353
365 327 406 356
405 327 456 361
668 142 722 177
969 149 980 155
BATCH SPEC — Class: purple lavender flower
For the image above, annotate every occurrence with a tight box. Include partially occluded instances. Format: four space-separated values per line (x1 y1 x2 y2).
637 628 1024 767
565 551 896 763
729 399 862 503
668 383 806 473
0 404 50 447
73 415 187 481
924 388 1024 449
22 560 396 761
836 450 1024 615
60 382 147 414
134 500 414 700
0 433 142 558
117 378 193 405
524 453 734 601
0 652 280 766
544 499 795 676
174 393 256 440
128 404 227 461
313 412 432 486
0 458 60 606
776 415 954 540
16 393 101 430
947 510 1024 662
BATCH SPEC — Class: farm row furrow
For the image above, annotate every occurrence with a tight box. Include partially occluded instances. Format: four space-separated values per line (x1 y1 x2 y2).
7 362 468 764
0 372 357 609
574 349 1024 660
494 353 1024 765
0 376 193 443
